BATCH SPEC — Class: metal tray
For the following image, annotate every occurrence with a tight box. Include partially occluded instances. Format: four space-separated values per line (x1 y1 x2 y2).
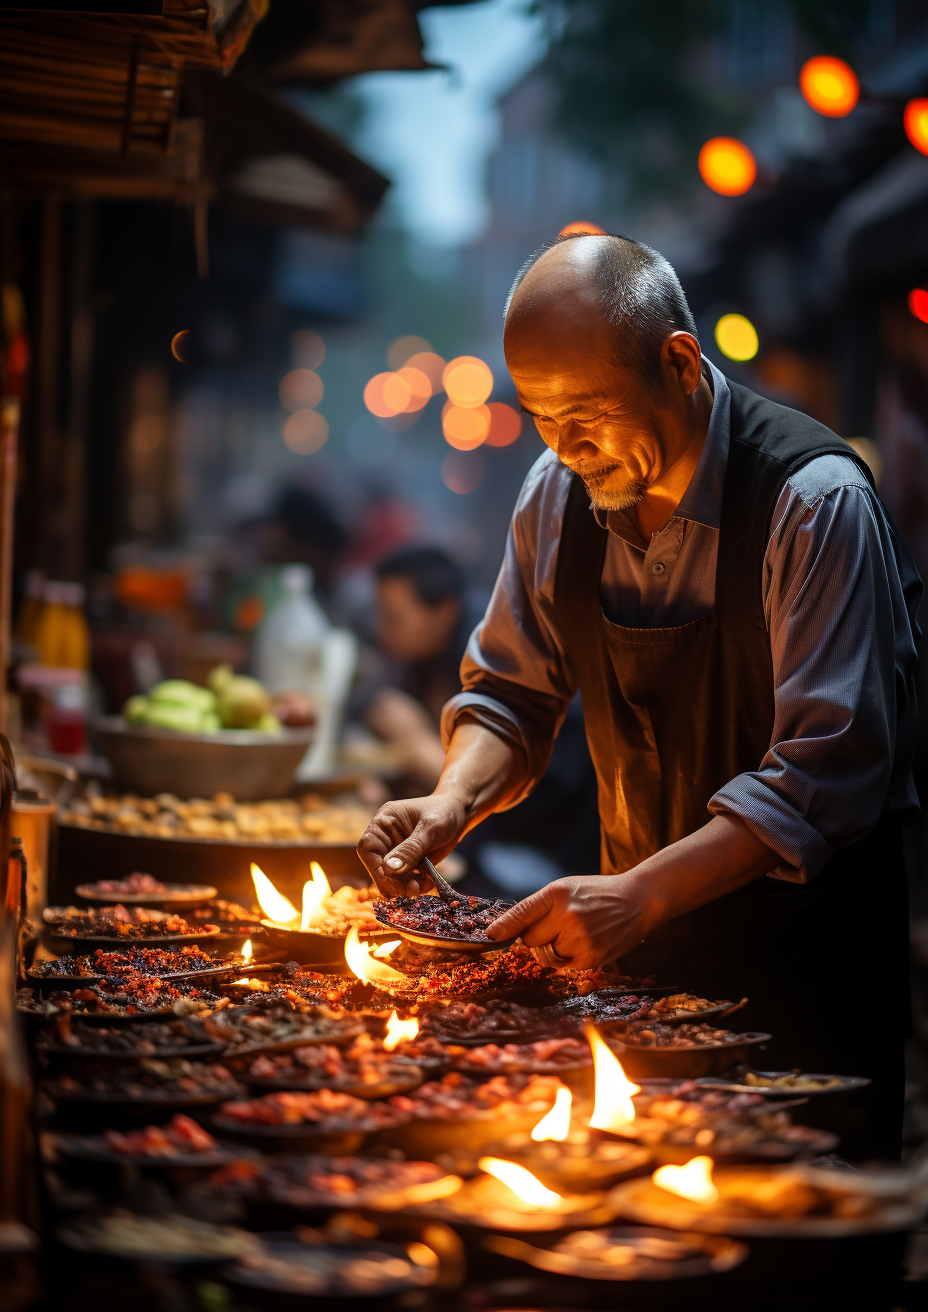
26 960 271 990
374 898 517 955
259 920 395 965
48 1134 232 1170
37 1039 229 1063
57 1213 257 1264
220 1235 436 1299
43 1086 244 1111
484 1225 747 1281
609 1032 773 1080
75 882 218 910
694 1069 871 1098
240 1066 424 1100
209 1118 372 1155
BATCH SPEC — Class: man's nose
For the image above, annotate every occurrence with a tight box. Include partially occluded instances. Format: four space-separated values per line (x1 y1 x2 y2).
557 421 600 461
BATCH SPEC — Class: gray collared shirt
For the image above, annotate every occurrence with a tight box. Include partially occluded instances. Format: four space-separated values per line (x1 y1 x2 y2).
442 360 919 882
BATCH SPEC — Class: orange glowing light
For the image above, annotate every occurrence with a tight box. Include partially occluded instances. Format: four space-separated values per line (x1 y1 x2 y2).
231 976 268 989
251 863 298 926
559 221 606 236
586 1026 640 1130
401 1177 464 1204
372 939 401 958
909 289 928 323
441 450 485 495
531 1085 572 1141
382 367 431 415
291 329 325 370
443 356 493 408
799 55 859 118
698 137 757 197
344 925 409 987
241 939 253 963
387 334 432 371
171 330 190 362
405 351 445 392
442 400 490 449
364 373 397 418
300 861 331 931
652 1156 718 1203
485 401 522 447
279 368 323 412
478 1157 563 1209
282 409 328 455
905 99 928 155
383 1010 419 1051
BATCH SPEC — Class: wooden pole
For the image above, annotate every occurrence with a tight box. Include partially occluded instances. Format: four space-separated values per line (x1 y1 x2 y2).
0 398 18 737
36 196 61 577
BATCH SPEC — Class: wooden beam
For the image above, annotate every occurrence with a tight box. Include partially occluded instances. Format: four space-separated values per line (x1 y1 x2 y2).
0 398 19 736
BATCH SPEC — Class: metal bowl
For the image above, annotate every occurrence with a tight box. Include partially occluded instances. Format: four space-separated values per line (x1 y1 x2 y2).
93 716 314 801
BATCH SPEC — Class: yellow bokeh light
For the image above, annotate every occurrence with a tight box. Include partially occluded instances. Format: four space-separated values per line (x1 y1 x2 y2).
387 334 432 371
443 400 490 449
485 402 522 447
279 368 323 412
443 356 493 408
698 137 757 197
714 313 759 362
799 55 859 118
405 351 445 392
282 408 329 455
291 329 325 370
904 99 928 155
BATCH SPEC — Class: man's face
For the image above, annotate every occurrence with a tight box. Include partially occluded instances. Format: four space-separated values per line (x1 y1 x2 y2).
375 575 461 663
506 310 680 511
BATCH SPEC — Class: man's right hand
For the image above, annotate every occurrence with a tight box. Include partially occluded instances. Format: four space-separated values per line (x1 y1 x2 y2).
357 794 467 896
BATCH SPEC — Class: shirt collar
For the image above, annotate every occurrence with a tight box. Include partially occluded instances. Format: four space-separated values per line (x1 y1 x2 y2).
594 357 730 540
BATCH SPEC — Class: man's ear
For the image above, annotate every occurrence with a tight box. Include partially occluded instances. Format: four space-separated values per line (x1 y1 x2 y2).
662 331 702 395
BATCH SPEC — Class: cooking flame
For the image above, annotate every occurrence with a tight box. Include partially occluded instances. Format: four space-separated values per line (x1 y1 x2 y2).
241 939 253 962
251 863 298 926
344 925 409 988
653 1156 718 1203
531 1085 572 1142
300 861 331 931
372 939 401 958
383 1010 419 1051
230 976 268 989
478 1157 563 1209
586 1026 639 1130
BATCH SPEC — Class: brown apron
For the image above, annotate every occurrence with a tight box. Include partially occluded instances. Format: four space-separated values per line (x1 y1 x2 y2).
552 381 920 1160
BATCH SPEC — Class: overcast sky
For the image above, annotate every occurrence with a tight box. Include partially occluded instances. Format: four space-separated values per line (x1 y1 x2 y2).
350 0 547 248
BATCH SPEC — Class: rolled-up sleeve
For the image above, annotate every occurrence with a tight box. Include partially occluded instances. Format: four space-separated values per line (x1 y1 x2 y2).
709 464 919 882
440 451 577 806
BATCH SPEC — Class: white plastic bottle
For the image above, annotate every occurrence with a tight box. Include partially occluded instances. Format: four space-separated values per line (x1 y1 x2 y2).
254 564 330 695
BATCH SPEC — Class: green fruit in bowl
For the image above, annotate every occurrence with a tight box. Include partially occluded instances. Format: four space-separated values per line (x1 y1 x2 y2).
149 680 217 711
255 711 283 733
143 701 208 733
216 676 270 729
123 694 150 725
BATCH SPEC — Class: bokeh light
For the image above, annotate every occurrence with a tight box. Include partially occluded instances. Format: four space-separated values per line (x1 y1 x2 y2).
714 313 759 361
405 351 446 392
171 330 190 362
282 409 329 455
698 138 757 196
442 400 490 449
279 368 323 411
485 402 522 447
364 373 397 418
443 356 493 408
387 334 432 370
441 450 485 494
908 289 928 324
799 56 859 118
394 366 431 411
291 329 325 370
559 221 606 236
904 99 928 155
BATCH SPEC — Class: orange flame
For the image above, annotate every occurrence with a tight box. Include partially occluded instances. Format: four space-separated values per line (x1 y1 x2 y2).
344 925 409 988
586 1026 639 1131
372 939 401 959
241 939 253 962
653 1156 718 1203
531 1085 572 1142
301 861 331 931
383 1010 419 1051
478 1157 562 1209
251 864 298 926
230 976 268 989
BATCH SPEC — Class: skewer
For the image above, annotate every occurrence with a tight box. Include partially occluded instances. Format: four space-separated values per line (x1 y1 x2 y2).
421 854 458 902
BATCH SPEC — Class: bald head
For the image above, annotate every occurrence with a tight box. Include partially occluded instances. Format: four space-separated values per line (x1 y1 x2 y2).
504 233 697 393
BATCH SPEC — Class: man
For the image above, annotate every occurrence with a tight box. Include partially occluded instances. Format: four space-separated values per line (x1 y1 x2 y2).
358 234 920 1157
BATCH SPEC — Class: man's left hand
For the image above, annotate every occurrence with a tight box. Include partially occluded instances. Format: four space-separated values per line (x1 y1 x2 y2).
485 874 656 970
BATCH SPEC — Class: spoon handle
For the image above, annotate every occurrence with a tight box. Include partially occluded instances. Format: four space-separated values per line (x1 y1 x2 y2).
421 855 457 901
